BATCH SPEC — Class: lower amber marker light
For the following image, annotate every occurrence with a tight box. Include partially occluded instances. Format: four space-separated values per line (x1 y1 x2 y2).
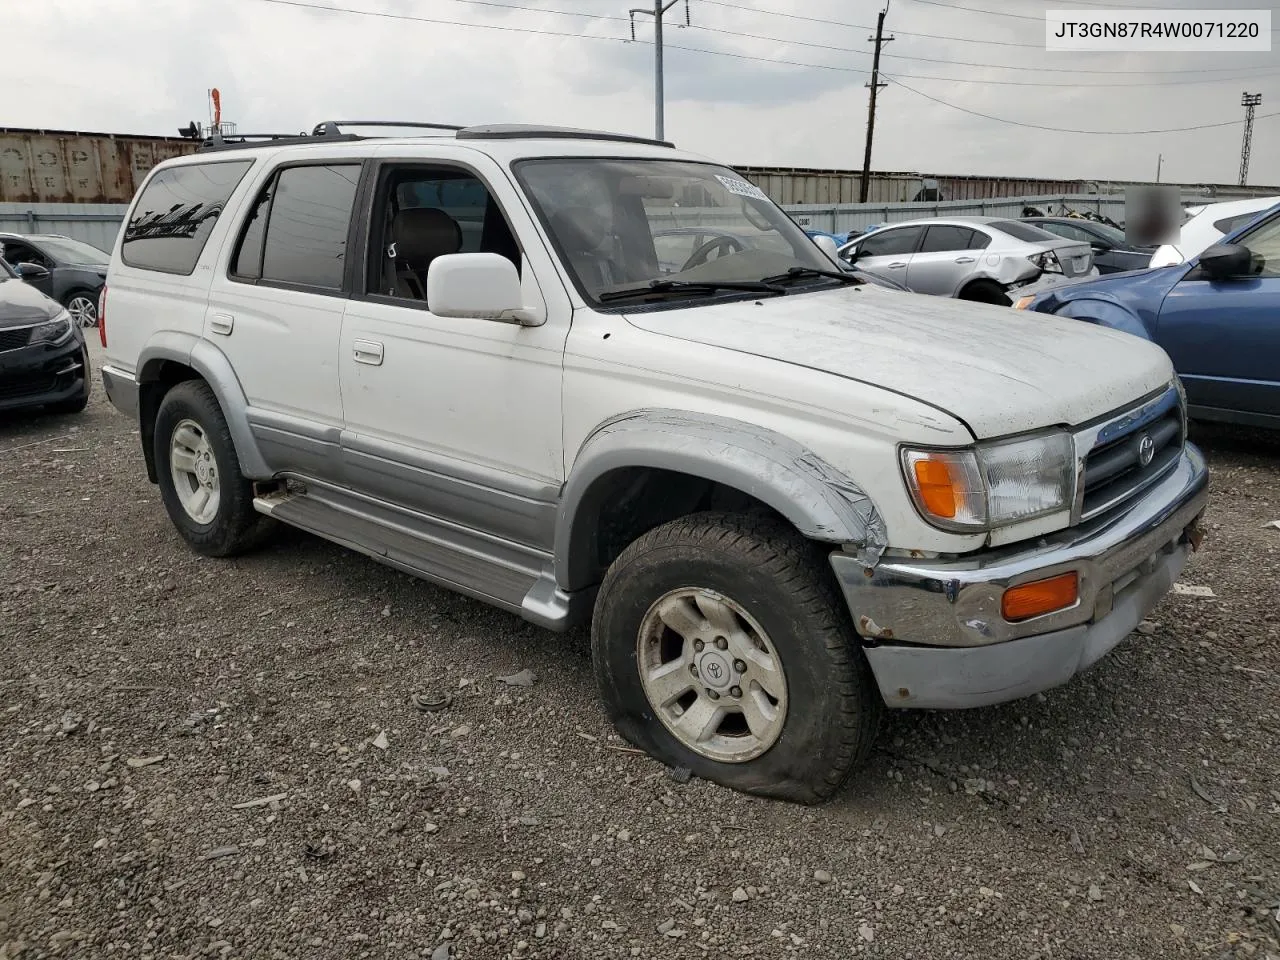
1001 572 1079 622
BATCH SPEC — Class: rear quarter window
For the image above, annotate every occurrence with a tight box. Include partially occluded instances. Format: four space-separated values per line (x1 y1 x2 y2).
121 160 253 275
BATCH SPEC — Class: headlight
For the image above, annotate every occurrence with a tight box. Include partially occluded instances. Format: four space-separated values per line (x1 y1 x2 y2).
902 432 1075 531
31 311 73 345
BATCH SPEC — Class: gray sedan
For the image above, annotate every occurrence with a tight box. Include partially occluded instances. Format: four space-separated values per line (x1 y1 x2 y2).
836 216 1096 305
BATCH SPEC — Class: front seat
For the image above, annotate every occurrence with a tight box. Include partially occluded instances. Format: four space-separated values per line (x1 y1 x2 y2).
549 206 616 294
390 207 463 301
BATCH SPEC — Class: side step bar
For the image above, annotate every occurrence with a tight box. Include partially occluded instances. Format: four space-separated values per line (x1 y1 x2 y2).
253 486 583 631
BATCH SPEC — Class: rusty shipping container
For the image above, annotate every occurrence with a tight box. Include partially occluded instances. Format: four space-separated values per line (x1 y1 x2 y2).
0 128 199 204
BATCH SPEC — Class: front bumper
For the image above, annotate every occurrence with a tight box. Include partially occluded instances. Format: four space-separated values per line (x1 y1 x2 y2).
831 445 1209 709
0 333 88 413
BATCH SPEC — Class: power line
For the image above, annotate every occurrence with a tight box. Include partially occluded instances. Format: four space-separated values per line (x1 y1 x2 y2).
885 73 1280 134
257 1 1280 90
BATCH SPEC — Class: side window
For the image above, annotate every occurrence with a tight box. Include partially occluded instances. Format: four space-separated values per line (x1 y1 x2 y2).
368 166 521 304
231 177 272 280
919 225 977 254
969 230 992 250
260 164 360 289
1 241 37 266
122 160 252 274
1238 215 1280 278
859 226 922 258
1214 212 1262 236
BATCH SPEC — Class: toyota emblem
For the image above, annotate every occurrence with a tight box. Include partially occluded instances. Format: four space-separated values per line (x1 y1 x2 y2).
1137 434 1155 467
705 661 724 681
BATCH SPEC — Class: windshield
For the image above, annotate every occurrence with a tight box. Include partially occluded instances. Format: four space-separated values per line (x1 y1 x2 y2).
35 237 110 266
513 159 830 303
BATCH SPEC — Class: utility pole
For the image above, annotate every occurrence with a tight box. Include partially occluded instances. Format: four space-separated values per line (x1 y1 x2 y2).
629 0 689 141
1239 92 1262 186
1156 154 1162 183
859 3 893 203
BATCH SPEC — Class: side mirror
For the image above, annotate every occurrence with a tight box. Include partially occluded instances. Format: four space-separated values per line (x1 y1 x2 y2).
14 262 50 282
812 234 840 264
426 253 542 326
1197 242 1255 281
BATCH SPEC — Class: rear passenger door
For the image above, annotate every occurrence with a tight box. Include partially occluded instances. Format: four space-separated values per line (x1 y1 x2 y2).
337 152 570 550
905 225 989 296
847 225 923 283
205 159 363 481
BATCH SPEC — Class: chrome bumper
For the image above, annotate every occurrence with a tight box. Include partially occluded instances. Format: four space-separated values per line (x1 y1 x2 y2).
830 445 1209 709
101 363 139 418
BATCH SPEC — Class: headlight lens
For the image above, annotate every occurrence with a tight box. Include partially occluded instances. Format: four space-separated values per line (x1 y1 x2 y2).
31 311 73 345
902 432 1075 531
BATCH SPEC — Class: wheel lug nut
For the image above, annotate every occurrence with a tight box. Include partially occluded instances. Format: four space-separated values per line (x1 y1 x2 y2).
733 660 747 673
715 637 728 651
707 690 720 700
730 686 742 698
689 664 698 677
694 640 705 652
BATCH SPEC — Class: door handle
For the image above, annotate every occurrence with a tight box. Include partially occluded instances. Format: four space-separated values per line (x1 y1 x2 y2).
210 313 234 336
888 262 907 269
954 257 976 264
353 339 384 366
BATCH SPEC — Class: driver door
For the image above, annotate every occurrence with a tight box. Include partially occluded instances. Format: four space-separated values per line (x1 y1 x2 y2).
846 225 923 284
1156 210 1280 423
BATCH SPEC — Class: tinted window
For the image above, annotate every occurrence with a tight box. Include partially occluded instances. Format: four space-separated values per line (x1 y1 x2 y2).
859 226 922 257
1214 212 1265 236
990 220 1061 243
122 161 252 274
260 164 360 289
1034 221 1093 244
919 225 977 253
231 180 272 280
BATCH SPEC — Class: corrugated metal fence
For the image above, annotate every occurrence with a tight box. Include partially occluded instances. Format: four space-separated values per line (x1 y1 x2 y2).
0 191 1236 254
0 202 128 253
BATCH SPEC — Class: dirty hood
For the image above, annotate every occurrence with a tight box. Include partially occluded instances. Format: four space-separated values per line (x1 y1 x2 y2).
623 284 1173 439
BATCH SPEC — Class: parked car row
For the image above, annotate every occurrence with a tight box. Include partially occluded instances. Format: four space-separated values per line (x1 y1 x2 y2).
0 256 92 416
1 233 108 327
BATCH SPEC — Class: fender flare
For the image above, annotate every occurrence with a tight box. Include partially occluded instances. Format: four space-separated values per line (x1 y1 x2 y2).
554 409 888 592
137 332 272 478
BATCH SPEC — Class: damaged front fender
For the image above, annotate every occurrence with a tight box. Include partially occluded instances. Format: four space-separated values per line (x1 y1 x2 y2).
555 409 888 591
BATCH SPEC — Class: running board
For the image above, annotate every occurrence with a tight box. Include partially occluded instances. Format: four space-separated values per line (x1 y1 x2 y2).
253 486 583 631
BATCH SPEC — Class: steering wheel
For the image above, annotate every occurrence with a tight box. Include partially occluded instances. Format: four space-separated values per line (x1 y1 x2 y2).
681 234 745 271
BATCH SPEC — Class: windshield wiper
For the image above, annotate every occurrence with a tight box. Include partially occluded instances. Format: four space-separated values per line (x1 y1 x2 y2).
760 266 864 286
598 278 786 303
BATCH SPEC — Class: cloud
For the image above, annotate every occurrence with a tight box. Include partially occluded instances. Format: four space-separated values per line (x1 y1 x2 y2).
2 0 1276 186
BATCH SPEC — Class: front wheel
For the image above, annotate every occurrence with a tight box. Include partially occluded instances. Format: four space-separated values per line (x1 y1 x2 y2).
590 512 882 804
63 290 99 328
153 380 272 557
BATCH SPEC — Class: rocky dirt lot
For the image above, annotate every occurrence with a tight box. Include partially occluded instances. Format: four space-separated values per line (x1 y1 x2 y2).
1 342 1277 960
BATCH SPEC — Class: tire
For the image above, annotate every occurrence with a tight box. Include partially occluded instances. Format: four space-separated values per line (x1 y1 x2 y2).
959 279 1011 306
62 289 99 328
590 512 882 804
153 380 272 557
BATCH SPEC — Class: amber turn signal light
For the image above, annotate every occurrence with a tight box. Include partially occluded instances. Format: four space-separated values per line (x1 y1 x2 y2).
1001 572 1079 622
912 459 958 519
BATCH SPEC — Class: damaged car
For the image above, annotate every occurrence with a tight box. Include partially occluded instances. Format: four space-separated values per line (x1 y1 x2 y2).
98 121 1208 804
837 216 1098 305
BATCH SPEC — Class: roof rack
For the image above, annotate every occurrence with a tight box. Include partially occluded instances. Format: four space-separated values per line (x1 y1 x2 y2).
456 124 675 149
190 119 676 154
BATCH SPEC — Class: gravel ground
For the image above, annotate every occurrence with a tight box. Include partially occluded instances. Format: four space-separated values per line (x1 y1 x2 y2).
1 341 1277 960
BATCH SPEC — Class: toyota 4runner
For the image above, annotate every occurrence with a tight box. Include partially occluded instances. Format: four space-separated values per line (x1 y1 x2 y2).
99 121 1209 803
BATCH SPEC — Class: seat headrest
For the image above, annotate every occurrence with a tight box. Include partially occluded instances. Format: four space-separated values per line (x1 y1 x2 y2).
393 207 462 264
551 206 609 254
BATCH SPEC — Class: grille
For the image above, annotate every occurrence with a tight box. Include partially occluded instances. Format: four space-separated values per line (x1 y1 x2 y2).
1080 405 1183 520
0 327 32 352
0 374 57 402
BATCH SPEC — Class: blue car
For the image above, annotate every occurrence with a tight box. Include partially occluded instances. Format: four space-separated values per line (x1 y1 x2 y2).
1015 203 1280 430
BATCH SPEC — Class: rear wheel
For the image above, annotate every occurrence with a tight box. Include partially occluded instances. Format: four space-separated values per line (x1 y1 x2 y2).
153 380 272 557
63 289 99 328
960 279 1011 306
591 512 882 804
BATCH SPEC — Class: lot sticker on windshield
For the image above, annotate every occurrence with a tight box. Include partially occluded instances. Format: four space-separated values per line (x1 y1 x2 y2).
715 175 768 201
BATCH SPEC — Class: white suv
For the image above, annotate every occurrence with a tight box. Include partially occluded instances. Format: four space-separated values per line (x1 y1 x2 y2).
99 121 1209 804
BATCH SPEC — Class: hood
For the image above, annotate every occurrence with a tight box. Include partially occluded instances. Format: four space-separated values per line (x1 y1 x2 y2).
623 284 1173 440
0 278 63 327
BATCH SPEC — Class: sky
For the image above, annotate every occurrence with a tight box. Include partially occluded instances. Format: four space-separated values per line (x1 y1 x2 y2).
5 0 1279 186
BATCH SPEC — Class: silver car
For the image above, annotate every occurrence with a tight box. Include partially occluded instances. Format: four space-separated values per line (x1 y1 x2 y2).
836 216 1097 305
